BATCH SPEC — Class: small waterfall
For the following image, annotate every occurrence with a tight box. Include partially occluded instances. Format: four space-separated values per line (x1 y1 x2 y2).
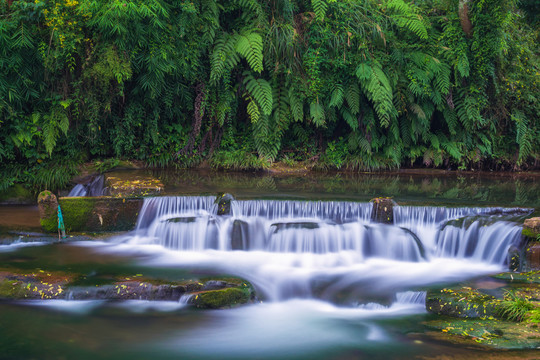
435 219 523 264
234 200 373 223
136 196 217 230
395 291 426 305
179 294 193 305
68 175 107 197
394 205 528 228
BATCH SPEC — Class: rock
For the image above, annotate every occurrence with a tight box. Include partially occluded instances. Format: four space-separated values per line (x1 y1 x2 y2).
525 243 540 271
426 287 499 318
523 217 540 239
57 197 143 232
105 171 164 197
37 191 58 232
216 193 235 216
370 197 394 224
507 245 522 272
191 287 252 309
231 219 249 250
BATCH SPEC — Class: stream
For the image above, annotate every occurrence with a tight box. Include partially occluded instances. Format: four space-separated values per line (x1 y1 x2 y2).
0 171 538 359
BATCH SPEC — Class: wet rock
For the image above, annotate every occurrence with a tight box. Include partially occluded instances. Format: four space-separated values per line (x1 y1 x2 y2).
165 217 197 223
525 243 540 271
37 191 58 232
57 197 143 232
523 217 540 239
271 222 320 232
507 245 522 272
231 219 249 250
191 287 252 309
216 193 235 215
426 287 499 318
370 197 394 224
105 171 163 197
202 280 232 291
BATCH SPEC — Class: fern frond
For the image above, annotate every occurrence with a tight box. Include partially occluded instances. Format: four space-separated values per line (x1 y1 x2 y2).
329 84 344 108
386 0 428 40
356 62 394 127
235 31 264 73
311 0 328 21
210 33 240 83
289 87 304 122
345 82 360 115
244 74 273 115
310 101 325 127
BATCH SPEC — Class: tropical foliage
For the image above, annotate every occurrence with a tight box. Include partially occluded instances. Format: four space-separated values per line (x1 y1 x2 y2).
0 0 538 189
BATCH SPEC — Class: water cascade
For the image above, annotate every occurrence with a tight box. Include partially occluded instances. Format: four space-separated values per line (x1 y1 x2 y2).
68 175 107 197
118 196 529 304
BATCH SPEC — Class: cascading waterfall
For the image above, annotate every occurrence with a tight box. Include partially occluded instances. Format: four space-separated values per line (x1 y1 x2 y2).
122 196 530 304
68 175 107 197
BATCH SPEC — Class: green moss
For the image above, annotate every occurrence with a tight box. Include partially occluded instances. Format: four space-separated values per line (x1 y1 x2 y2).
0 279 32 299
193 287 251 309
425 317 540 349
58 198 95 232
522 227 539 240
426 287 500 318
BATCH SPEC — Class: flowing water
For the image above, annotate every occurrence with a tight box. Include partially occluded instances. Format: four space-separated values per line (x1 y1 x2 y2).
1 171 538 359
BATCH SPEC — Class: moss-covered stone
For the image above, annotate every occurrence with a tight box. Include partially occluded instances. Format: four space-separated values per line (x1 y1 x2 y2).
426 287 500 318
37 191 58 233
57 197 143 232
424 317 540 349
105 171 163 197
191 287 251 309
523 218 540 239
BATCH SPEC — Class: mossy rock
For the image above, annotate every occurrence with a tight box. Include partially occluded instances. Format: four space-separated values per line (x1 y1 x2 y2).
37 190 58 233
424 317 540 349
216 193 235 216
191 287 251 309
426 287 500 318
523 218 540 240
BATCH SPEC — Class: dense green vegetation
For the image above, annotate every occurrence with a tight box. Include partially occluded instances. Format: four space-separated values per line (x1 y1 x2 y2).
1 0 538 191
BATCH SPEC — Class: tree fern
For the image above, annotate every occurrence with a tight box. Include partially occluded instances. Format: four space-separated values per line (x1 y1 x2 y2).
341 108 357 130
243 74 273 115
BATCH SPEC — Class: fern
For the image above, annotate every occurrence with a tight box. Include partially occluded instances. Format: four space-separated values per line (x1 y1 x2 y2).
246 95 261 124
341 108 357 130
210 34 240 83
329 84 344 108
513 112 532 164
235 31 264 73
244 74 273 115
355 62 394 127
345 82 360 115
310 101 325 127
289 87 304 122
311 0 328 21
386 0 428 40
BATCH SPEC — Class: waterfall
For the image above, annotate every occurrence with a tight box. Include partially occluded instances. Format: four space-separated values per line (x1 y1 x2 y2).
68 175 107 197
129 197 526 266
